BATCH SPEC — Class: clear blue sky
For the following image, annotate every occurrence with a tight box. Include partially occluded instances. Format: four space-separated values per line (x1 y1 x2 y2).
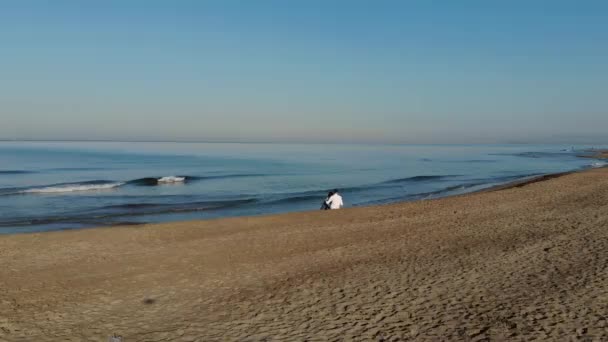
1 1 607 144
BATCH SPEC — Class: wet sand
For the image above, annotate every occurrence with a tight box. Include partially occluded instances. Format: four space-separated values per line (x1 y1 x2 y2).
1 167 608 341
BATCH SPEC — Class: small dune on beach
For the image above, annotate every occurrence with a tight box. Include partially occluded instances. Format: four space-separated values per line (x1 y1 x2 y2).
1 167 608 341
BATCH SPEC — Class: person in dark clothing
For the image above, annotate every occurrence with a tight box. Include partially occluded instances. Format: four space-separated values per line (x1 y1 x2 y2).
320 191 334 210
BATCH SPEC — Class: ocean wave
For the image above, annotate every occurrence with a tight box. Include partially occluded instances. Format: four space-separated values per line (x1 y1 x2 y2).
1 168 115 174
591 161 607 168
0 180 123 196
167 199 258 213
103 194 319 217
0 170 36 174
1 172 271 194
48 167 111 171
1 175 197 195
94 198 259 217
354 185 467 206
425 159 497 164
261 194 323 206
249 175 463 199
104 203 162 209
0 193 324 229
158 176 186 183
127 177 164 186
382 175 459 184
22 181 124 194
127 174 263 186
106 198 257 211
363 173 545 206
0 198 260 228
462 159 498 163
127 175 201 186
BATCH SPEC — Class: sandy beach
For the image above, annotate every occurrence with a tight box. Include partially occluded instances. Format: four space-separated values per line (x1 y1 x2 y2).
1 167 608 341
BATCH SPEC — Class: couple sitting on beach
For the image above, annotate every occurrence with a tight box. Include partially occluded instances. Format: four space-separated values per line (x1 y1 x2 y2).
321 189 344 210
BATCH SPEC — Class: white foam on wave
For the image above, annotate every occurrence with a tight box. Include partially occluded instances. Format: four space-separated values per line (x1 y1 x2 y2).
591 161 607 168
157 176 186 183
22 182 124 194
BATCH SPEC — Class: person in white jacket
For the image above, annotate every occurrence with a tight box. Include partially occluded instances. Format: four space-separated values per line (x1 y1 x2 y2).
325 189 344 210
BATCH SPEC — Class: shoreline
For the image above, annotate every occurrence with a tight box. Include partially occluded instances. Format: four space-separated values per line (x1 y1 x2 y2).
483 148 606 193
478 171 573 193
2 146 606 236
0 162 608 238
3 158 605 236
2 166 608 340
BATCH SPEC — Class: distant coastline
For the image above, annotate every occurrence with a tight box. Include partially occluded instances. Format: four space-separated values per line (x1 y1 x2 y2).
579 149 608 159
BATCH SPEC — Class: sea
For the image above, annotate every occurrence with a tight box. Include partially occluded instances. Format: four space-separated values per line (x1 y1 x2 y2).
0 141 606 234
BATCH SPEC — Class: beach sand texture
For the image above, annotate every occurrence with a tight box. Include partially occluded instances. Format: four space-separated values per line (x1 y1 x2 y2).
1 167 608 341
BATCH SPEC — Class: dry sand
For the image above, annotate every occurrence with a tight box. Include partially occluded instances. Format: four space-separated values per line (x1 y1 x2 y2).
1 167 608 341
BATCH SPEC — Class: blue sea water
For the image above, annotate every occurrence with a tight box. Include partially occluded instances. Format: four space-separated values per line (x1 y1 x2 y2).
0 141 605 234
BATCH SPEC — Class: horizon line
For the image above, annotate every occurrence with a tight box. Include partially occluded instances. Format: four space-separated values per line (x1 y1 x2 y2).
0 138 605 146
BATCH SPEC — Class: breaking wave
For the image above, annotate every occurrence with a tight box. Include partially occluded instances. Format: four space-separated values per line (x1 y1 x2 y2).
381 175 459 184
0 170 36 174
20 181 124 194
0 173 270 196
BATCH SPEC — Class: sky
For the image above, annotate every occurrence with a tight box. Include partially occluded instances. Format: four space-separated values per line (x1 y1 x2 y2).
1 1 607 144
